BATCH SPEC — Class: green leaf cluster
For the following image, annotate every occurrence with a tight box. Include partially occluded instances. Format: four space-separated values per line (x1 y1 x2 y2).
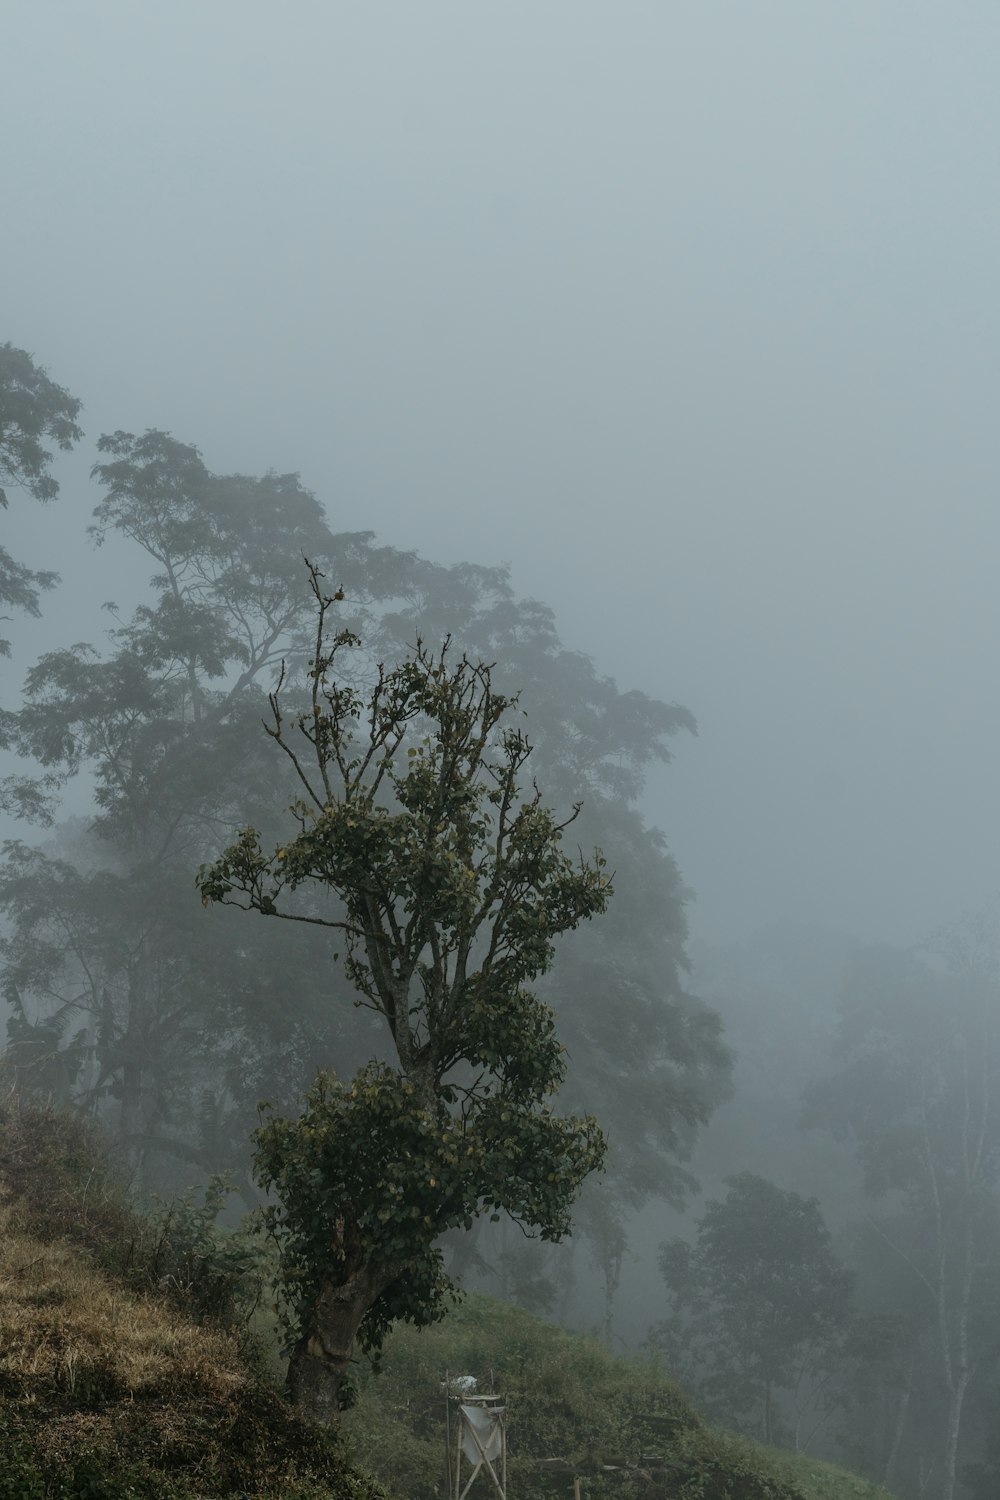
255 1054 605 1360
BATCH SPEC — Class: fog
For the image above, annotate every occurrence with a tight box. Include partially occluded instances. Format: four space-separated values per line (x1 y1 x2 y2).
5 5 1000 1496
7 1 1000 946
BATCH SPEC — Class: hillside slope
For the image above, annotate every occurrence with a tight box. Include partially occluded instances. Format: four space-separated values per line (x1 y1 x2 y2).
342 1294 896 1500
0 1095 383 1500
0 1093 894 1500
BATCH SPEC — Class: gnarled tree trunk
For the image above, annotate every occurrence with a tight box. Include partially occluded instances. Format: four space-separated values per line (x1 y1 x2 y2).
286 1258 404 1423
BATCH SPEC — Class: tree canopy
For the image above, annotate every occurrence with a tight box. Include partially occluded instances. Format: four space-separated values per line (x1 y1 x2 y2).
0 342 82 660
653 1173 853 1448
197 566 611 1415
804 935 1000 1500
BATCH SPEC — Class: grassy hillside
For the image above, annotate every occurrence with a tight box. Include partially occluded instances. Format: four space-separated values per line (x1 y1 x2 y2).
341 1294 896 1500
0 1092 894 1500
0 1093 383 1500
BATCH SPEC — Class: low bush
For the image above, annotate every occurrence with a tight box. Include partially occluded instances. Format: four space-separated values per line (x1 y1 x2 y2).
142 1174 271 1337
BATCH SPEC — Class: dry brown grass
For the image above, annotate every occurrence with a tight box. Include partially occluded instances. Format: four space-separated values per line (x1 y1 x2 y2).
0 1081 137 1259
0 1198 245 1397
0 1092 385 1498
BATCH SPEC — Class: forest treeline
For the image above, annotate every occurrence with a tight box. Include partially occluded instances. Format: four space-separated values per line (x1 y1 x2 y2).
0 341 729 1414
3 341 1000 1500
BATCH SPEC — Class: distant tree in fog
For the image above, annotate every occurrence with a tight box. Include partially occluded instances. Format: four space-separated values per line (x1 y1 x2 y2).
804 935 1000 1500
0 340 81 669
0 390 729 1326
651 1173 853 1448
0 429 383 1183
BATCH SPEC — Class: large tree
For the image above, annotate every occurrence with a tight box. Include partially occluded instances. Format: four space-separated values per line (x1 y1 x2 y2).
197 566 610 1417
1 413 728 1336
0 431 399 1178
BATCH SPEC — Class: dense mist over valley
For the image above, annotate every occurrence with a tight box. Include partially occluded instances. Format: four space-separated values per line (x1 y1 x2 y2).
4 6 1000 1500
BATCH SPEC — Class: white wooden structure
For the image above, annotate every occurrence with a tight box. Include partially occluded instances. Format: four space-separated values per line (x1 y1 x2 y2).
444 1378 508 1500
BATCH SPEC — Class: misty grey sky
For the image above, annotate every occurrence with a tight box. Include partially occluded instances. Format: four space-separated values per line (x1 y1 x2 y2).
5 1 1000 947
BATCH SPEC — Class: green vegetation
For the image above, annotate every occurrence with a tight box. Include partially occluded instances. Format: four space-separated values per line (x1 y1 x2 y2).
0 397 725 1335
653 1174 853 1447
340 1291 897 1500
0 360 889 1498
0 1090 896 1500
758 1449 898 1500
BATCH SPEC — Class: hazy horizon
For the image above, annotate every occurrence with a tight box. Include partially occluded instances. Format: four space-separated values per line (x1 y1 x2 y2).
6 1 1000 950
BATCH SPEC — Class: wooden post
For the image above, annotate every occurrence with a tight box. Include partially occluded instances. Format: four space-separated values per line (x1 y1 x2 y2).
445 1371 452 1500
573 1479 581 1500
503 1410 508 1500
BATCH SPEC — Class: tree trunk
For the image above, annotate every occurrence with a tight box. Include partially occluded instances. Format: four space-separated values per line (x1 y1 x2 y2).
119 1053 153 1188
882 1359 913 1491
286 1259 403 1423
119 951 156 1191
557 1237 578 1326
940 1217 974 1500
941 1371 969 1500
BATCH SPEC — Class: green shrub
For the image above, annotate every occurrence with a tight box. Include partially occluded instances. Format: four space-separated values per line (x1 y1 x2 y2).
341 1293 895 1500
0 1408 45 1500
51 1452 194 1499
142 1174 270 1334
